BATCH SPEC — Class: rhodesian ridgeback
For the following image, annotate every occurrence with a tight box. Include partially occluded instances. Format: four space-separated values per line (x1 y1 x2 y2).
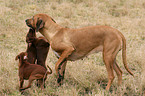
25 13 134 90
15 52 52 92
26 28 50 69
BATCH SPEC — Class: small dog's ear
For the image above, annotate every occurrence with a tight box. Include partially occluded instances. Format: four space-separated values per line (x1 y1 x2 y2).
15 55 20 60
36 18 44 32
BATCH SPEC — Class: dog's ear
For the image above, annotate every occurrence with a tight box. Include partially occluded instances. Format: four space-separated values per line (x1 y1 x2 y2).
15 55 20 60
36 18 44 32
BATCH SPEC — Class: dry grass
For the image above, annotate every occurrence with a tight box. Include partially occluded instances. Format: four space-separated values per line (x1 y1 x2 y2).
0 0 145 95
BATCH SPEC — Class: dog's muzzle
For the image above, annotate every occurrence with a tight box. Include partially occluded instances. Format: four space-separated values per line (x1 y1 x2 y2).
25 19 33 28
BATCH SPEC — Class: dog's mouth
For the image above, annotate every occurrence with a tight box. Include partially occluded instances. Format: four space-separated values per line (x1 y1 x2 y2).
29 28 36 33
26 23 33 28
25 19 34 29
26 24 37 33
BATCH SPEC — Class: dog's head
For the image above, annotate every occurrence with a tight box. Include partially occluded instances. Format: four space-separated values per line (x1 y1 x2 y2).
15 52 28 67
26 28 36 47
25 13 56 32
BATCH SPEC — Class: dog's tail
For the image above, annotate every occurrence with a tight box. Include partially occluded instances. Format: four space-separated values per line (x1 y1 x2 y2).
121 33 134 76
46 65 52 74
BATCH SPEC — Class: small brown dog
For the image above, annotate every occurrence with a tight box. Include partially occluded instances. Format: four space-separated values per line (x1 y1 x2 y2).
26 28 50 69
15 52 52 91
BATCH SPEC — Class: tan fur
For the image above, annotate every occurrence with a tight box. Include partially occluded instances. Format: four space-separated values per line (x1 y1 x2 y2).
25 13 134 90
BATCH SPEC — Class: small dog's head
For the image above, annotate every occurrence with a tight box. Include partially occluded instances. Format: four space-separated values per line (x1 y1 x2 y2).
26 28 36 47
15 52 28 67
25 14 56 32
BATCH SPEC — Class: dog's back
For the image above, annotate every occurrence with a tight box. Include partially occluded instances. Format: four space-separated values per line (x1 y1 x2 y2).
22 63 47 79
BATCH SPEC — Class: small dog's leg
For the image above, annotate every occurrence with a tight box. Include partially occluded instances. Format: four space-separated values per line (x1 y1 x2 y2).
39 79 46 89
36 79 40 87
19 79 24 91
20 77 35 91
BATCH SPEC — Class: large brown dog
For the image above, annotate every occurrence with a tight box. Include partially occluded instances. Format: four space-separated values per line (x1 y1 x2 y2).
26 28 50 69
15 52 52 92
25 13 134 90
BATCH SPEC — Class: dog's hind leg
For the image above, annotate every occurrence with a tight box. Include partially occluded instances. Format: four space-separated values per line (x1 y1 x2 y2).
113 59 122 86
112 43 123 86
20 78 34 91
103 40 121 90
103 53 115 91
20 75 42 91
37 79 44 89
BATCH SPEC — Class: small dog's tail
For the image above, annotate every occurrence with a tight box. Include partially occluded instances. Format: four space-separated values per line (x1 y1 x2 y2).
121 33 134 77
46 65 52 74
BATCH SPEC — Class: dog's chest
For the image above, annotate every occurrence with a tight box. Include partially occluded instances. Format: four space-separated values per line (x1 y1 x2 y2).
19 71 29 80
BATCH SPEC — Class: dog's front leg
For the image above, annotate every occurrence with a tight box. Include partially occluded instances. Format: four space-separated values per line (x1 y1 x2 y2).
19 78 24 91
55 47 74 86
57 60 67 86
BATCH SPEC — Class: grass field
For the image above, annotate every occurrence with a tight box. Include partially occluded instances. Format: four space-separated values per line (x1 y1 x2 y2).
0 0 145 95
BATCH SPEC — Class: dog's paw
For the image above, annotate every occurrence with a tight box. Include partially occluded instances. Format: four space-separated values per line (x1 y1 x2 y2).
19 88 25 95
19 88 25 92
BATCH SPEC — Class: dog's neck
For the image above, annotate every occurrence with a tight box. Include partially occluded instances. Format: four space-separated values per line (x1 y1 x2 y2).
39 19 63 43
